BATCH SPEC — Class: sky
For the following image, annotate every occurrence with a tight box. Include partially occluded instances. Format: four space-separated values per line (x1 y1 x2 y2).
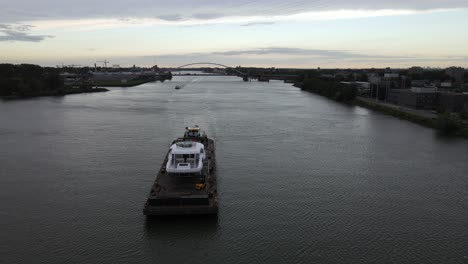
1 0 468 68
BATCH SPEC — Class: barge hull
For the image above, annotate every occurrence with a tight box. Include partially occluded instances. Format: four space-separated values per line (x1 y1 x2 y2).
143 137 217 216
143 203 218 216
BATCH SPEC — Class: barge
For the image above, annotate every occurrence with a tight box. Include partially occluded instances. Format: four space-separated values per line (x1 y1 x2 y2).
143 126 218 216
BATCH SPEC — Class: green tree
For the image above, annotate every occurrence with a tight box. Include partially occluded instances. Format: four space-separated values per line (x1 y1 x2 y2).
44 73 64 91
437 113 463 135
460 111 468 120
18 64 43 79
0 77 14 96
0 64 16 78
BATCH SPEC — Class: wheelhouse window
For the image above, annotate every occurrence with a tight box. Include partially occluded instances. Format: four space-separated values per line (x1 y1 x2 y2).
172 154 198 166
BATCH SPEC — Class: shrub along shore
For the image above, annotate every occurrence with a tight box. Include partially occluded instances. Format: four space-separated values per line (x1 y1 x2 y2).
354 97 468 137
1 87 109 100
93 79 153 87
296 77 468 137
0 63 109 100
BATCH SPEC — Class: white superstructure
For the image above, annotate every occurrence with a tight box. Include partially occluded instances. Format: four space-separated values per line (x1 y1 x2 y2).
166 141 205 174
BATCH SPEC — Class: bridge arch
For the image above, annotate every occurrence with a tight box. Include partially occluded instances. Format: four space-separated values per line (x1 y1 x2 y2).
175 62 245 76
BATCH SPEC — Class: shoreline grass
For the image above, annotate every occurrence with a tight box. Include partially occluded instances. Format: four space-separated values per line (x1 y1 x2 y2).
354 97 468 137
94 79 155 87
1 88 109 100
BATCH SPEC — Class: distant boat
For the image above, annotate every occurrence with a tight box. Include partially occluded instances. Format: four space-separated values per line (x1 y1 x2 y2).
175 85 182 90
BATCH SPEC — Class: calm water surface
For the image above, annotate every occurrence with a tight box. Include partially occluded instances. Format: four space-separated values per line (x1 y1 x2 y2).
1 76 467 263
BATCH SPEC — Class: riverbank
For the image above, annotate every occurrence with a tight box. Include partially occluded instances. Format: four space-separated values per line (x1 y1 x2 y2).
1 87 109 100
296 78 357 102
355 97 435 126
92 72 173 87
354 97 468 137
295 80 468 137
93 79 155 87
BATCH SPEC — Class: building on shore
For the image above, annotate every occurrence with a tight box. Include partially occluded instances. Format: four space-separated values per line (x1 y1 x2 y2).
387 86 438 110
338 66 467 113
341 81 370 96
446 67 465 89
437 92 468 112
369 72 409 101
387 85 468 112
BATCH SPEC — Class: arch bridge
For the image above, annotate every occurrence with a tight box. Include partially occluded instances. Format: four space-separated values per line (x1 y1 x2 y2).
175 62 246 76
172 62 298 82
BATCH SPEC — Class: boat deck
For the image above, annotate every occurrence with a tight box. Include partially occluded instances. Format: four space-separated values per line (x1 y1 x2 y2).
143 137 217 216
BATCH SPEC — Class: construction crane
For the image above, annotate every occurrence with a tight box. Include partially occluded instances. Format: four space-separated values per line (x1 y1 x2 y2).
97 60 110 69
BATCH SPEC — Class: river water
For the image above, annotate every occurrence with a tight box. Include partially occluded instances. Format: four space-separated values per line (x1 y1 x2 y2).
1 76 467 263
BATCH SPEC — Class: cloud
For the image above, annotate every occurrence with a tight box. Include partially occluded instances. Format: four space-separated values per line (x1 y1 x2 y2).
1 0 467 24
211 47 380 59
16 46 467 68
0 23 53 42
134 47 468 68
241 21 276 27
0 24 33 31
157 14 183 22
22 8 462 32
0 31 52 42
192 13 225 20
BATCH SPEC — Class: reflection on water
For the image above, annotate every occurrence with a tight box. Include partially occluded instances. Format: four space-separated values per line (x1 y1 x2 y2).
144 215 219 238
1 76 467 264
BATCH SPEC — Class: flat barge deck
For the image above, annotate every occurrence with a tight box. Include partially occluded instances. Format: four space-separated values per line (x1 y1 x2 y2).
143 134 217 216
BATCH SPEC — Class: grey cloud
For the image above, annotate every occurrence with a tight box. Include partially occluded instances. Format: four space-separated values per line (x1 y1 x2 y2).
211 47 371 58
14 46 461 66
136 47 468 67
0 23 32 31
0 23 53 42
1 0 467 23
22 47 468 68
192 13 224 20
208 47 464 62
241 22 276 27
157 14 183 21
0 30 53 42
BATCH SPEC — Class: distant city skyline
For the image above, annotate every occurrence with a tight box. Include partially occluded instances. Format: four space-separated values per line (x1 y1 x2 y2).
1 0 467 68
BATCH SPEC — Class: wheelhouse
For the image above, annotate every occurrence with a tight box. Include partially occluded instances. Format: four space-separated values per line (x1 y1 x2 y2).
166 141 205 175
184 126 202 138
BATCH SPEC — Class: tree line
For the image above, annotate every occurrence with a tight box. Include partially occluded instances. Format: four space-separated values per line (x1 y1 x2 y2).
0 64 64 97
